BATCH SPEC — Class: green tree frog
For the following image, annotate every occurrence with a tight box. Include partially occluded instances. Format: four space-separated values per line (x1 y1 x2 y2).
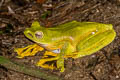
15 21 116 72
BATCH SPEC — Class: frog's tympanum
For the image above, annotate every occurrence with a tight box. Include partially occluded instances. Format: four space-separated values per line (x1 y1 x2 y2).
15 21 116 72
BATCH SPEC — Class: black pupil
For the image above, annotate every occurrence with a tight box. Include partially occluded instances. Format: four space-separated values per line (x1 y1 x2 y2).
35 32 42 39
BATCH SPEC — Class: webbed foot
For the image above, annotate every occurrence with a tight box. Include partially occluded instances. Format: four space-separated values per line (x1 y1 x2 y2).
36 56 58 70
14 44 44 58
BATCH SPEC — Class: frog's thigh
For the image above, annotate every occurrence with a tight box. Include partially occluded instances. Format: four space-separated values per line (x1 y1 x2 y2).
74 30 116 58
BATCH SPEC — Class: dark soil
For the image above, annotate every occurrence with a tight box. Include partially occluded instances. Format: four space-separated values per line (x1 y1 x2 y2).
1 0 120 80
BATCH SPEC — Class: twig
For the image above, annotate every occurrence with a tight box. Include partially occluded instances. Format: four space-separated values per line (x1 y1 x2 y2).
0 56 62 80
0 0 4 8
7 6 15 14
81 3 101 14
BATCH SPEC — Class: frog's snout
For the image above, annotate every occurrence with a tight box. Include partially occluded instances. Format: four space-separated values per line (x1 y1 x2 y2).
24 29 34 39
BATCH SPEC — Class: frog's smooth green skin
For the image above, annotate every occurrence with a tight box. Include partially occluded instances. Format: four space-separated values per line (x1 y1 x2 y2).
24 21 116 72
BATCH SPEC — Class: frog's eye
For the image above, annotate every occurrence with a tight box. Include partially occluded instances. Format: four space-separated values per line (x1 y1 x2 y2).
35 31 43 39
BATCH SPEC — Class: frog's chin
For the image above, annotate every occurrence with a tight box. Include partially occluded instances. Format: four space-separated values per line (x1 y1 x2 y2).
41 44 48 47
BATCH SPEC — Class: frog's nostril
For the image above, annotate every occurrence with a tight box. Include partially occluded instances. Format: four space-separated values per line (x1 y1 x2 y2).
35 31 43 39
28 33 33 38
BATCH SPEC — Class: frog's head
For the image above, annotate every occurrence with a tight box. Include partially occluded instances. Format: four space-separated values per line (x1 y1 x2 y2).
24 21 52 46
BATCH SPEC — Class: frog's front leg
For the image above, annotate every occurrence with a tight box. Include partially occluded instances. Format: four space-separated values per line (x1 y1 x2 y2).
56 42 68 72
54 42 75 72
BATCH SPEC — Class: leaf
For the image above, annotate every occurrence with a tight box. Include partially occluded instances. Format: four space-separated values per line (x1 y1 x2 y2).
0 56 61 80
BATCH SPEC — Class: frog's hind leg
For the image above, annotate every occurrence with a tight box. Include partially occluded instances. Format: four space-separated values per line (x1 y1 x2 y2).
72 29 116 58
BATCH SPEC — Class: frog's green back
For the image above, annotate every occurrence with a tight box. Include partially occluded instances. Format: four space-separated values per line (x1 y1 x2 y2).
47 21 113 41
48 21 96 30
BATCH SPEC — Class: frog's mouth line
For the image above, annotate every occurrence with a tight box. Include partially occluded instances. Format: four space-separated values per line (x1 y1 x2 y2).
37 43 60 54
37 43 48 48
37 43 53 51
